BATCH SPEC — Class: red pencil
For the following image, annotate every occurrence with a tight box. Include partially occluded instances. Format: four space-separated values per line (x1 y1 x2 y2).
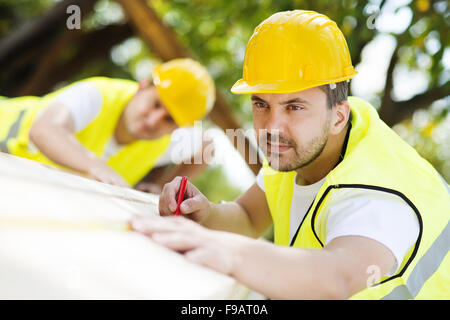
174 176 188 216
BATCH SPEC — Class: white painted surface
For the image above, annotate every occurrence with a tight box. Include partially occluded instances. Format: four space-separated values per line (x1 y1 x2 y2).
0 153 247 299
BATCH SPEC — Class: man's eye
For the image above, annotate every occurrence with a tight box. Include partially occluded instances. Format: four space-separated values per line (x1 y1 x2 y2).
288 105 303 111
254 102 267 108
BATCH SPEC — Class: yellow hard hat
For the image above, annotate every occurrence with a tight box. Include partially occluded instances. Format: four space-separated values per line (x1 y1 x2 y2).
152 58 215 127
231 10 357 94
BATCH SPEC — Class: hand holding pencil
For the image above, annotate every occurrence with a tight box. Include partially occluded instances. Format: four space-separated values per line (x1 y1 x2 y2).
158 176 211 222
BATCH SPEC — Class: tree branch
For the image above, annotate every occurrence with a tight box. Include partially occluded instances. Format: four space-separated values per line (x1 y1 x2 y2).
19 23 134 96
378 42 400 123
384 80 450 126
0 0 97 70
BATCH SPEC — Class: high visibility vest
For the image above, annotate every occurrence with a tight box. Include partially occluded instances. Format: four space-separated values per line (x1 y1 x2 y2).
263 96 450 299
0 77 171 186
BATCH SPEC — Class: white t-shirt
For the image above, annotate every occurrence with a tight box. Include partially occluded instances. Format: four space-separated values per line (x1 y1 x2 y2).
51 81 203 166
256 170 420 277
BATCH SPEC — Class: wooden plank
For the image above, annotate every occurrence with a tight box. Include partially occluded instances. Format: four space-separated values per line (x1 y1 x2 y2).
0 153 248 299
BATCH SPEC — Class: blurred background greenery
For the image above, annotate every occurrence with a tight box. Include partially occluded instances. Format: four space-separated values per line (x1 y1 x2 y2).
0 0 448 202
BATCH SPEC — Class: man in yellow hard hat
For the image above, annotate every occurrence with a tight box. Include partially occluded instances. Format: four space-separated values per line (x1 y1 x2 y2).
0 58 215 190
132 10 450 299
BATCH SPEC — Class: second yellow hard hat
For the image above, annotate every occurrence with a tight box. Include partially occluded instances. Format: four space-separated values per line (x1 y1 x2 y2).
231 10 357 94
153 58 215 127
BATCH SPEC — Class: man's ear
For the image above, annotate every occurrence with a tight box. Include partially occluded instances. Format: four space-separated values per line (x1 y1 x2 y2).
138 78 152 90
330 101 350 135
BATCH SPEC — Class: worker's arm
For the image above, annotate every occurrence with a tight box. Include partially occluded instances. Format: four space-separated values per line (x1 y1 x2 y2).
131 215 396 299
29 102 129 187
158 177 273 238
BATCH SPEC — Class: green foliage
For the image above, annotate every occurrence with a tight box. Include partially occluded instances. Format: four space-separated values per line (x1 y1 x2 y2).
1 0 448 187
0 0 56 35
393 99 450 182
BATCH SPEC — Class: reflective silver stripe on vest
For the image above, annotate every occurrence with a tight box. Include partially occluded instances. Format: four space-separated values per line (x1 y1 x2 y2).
0 110 26 153
382 174 450 300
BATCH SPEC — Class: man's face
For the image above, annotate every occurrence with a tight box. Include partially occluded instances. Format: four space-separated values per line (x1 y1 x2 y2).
252 87 332 171
124 85 178 140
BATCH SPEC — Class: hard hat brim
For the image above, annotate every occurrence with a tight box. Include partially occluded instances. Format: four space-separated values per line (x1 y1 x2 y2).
230 72 357 94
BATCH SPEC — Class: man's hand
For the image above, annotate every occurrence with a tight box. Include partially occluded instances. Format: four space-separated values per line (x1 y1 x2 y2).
159 176 211 223
87 159 129 187
160 180 272 238
131 215 250 276
131 213 396 299
29 102 129 188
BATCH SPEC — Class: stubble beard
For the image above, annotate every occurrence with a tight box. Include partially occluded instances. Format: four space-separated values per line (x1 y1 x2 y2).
265 119 331 172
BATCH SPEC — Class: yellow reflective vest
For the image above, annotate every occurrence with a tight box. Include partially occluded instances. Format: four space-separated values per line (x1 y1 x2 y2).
263 96 450 299
0 77 171 186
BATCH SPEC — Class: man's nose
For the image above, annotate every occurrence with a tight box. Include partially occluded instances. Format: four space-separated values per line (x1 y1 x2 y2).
145 109 167 128
265 109 286 135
